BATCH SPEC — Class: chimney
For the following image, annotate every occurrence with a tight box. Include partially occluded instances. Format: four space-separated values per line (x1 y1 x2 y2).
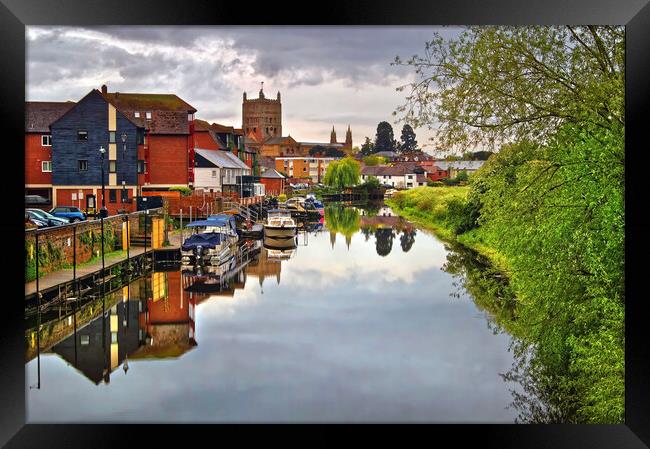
101 84 107 94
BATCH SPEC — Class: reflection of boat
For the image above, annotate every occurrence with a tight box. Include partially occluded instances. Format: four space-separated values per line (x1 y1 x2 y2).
265 246 296 260
263 234 298 250
264 209 297 239
181 214 239 265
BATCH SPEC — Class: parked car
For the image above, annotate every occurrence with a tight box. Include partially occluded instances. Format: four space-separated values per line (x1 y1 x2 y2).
26 208 69 227
49 206 87 222
25 212 48 229
25 195 51 207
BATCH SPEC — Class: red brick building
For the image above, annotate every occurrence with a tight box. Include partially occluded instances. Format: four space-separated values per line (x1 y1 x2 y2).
101 86 197 193
25 101 76 203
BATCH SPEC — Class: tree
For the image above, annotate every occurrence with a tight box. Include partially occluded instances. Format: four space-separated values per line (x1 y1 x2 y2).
360 137 375 156
309 145 328 156
374 228 395 256
324 147 346 158
362 155 387 166
393 26 624 151
399 124 418 153
374 121 396 153
323 157 360 189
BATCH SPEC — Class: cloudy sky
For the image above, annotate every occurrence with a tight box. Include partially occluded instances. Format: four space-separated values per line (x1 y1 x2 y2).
26 26 463 153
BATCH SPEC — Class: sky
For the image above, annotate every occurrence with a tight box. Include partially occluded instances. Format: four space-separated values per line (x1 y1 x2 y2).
26 26 463 153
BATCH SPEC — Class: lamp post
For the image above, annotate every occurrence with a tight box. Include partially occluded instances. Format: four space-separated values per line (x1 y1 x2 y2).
99 146 108 219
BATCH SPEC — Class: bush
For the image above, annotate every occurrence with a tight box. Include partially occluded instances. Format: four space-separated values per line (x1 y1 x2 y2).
427 180 444 187
278 194 287 202
169 186 192 196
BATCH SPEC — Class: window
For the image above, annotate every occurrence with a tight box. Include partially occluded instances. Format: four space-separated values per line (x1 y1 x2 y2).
109 160 117 173
188 113 194 121
407 175 413 179
41 161 52 172
121 189 129 203
134 112 140 118
137 160 145 174
136 129 144 144
77 131 88 141
109 190 116 203
211 170 217 178
109 131 116 143
78 160 88 171
145 111 152 120
41 135 52 146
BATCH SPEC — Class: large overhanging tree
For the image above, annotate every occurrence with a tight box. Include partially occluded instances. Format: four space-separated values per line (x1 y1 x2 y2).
392 26 624 151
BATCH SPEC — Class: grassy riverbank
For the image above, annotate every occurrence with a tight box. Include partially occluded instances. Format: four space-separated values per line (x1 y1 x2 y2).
385 186 508 271
387 185 623 423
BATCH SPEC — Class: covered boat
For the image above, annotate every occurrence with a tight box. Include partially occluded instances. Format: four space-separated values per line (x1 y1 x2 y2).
181 214 239 265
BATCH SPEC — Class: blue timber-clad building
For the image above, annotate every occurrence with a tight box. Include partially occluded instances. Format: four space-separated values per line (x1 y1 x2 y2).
50 89 144 214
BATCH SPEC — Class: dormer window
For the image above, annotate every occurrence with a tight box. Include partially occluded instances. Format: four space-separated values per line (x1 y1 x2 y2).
145 112 152 120
134 112 140 118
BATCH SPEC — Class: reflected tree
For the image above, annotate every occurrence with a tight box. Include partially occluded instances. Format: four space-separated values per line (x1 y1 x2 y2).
400 229 416 252
374 228 395 257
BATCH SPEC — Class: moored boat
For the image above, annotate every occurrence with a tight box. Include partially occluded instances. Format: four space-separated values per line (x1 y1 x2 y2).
263 209 297 239
181 214 239 265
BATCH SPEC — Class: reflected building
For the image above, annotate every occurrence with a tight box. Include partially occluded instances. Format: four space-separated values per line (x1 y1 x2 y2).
246 246 282 290
50 286 143 384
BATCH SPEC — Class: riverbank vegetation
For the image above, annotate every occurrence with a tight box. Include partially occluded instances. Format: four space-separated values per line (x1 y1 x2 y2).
391 25 624 423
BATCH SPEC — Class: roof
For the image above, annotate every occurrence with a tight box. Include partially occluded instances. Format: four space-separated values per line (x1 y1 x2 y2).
25 101 76 133
361 165 418 176
299 142 344 148
211 122 235 134
260 168 285 179
433 160 485 170
264 136 297 145
194 148 250 170
374 151 399 158
102 91 196 134
416 174 429 183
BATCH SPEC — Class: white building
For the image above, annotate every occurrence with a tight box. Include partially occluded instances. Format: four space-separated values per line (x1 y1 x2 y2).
360 164 428 189
193 148 251 194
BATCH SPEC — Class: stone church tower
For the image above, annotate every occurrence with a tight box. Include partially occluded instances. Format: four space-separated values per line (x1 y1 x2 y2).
242 83 282 143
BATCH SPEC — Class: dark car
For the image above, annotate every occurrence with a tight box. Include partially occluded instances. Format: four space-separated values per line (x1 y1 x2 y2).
25 195 51 207
49 206 87 222
26 208 69 227
25 212 48 229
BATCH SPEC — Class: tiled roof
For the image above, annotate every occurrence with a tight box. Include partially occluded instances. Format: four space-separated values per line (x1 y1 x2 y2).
433 160 485 170
103 91 196 135
25 101 76 133
211 123 235 134
361 165 417 176
193 119 212 131
265 136 297 145
195 148 250 170
260 168 285 179
374 151 399 158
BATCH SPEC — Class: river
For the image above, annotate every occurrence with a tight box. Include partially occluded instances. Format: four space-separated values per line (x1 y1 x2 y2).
26 203 526 423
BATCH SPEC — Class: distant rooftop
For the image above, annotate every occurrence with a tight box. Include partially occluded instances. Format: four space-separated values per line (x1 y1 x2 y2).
25 101 76 133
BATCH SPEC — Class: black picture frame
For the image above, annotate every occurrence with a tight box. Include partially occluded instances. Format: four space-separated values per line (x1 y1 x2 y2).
2 0 649 447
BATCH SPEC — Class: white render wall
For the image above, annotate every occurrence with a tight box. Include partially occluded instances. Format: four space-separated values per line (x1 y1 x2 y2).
194 167 222 192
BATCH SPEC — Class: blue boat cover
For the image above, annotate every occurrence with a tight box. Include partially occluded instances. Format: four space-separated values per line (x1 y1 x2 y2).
182 232 226 251
187 214 237 233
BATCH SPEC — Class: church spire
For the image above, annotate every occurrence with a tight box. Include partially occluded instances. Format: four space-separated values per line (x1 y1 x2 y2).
345 125 352 149
330 126 337 144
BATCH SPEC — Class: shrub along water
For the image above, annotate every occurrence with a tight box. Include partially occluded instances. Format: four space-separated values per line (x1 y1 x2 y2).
387 123 624 423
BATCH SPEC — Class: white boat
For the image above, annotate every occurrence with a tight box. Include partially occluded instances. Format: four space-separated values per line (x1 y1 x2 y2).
181 214 239 266
264 209 297 239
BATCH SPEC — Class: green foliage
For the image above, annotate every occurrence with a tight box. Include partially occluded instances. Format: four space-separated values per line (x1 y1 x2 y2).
374 121 397 152
277 193 287 202
357 176 381 191
399 124 418 152
362 155 387 166
455 171 469 182
393 26 624 152
427 180 444 187
323 157 361 189
324 205 360 238
169 186 192 196
360 137 376 156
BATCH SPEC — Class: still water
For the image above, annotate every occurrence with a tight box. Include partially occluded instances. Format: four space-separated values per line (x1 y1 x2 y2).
26 204 521 423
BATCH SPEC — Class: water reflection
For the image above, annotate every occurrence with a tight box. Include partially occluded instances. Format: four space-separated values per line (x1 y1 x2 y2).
26 203 545 423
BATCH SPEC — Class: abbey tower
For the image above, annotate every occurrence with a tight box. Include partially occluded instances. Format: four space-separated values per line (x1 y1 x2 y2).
242 83 282 143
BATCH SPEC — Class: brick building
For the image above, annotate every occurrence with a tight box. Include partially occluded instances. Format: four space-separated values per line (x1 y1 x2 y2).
25 101 76 203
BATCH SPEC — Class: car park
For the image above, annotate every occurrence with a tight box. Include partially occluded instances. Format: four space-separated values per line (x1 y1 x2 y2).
26 209 69 227
49 206 87 222
25 212 48 229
